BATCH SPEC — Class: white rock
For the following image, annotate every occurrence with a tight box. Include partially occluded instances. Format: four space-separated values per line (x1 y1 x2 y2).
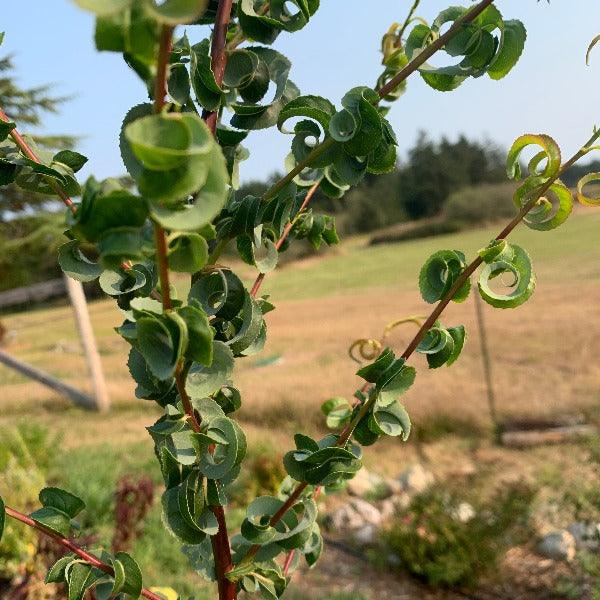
567 522 600 552
349 498 383 526
397 464 435 495
353 524 377 546
380 499 396 521
327 504 364 531
347 469 382 497
536 530 576 562
453 502 476 523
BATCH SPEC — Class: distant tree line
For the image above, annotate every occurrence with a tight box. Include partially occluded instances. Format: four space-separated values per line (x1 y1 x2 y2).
240 133 508 237
241 134 600 241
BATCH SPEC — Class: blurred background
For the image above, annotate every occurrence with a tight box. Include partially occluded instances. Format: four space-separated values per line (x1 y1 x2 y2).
1 1 600 599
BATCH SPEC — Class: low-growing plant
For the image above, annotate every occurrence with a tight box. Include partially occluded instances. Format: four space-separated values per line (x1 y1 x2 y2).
0 426 52 583
384 482 534 587
112 476 155 553
444 182 518 226
0 1 599 599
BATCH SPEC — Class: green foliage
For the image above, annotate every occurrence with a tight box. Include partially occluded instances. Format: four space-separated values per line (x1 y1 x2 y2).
2 3 600 600
405 5 526 91
477 241 535 308
419 249 471 304
384 482 534 587
29 487 85 537
46 549 144 600
443 182 518 225
399 133 506 219
417 322 466 368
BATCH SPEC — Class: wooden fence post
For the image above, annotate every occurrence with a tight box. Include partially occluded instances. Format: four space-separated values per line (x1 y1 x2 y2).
0 347 96 409
64 276 110 411
473 290 498 428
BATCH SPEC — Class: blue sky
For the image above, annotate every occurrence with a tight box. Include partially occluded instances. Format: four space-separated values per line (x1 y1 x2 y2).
2 1 600 183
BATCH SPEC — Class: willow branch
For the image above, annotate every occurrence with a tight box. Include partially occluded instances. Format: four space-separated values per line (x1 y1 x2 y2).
239 126 600 575
5 506 163 600
204 0 236 134
0 107 76 214
250 181 321 297
377 0 494 99
399 134 599 361
260 0 495 205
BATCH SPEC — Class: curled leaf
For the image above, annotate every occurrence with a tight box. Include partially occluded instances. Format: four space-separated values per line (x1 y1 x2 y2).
513 176 572 231
419 249 471 304
506 133 561 180
576 172 600 206
478 243 535 309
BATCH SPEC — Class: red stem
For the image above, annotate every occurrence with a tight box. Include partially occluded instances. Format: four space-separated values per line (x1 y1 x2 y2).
0 107 76 214
5 506 163 600
151 23 236 600
239 0 503 569
250 181 320 298
154 223 173 310
240 135 598 569
200 2 239 596
203 0 236 134
154 26 174 114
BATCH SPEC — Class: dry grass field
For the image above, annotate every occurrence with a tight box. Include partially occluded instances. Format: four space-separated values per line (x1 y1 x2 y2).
2 210 600 443
1 210 600 598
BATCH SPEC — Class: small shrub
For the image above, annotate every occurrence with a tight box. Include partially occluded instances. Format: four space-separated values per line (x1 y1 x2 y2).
0 426 53 581
112 475 155 552
369 218 462 246
444 183 518 226
384 482 534 587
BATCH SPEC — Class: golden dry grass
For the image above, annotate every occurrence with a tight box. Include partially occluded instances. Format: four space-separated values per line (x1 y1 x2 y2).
2 210 599 444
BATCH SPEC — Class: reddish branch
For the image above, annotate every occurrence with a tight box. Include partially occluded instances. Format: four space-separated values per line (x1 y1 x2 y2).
200 1 239 595
245 136 599 571
250 181 321 298
399 141 596 362
4 506 164 600
0 107 76 213
151 21 236 600
204 0 236 134
260 0 497 205
377 0 494 99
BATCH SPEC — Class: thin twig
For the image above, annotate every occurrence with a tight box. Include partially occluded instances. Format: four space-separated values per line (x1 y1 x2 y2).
250 181 321 298
260 0 495 205
397 0 422 45
203 0 236 134
238 128 600 573
0 107 76 214
5 506 164 600
399 134 598 362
